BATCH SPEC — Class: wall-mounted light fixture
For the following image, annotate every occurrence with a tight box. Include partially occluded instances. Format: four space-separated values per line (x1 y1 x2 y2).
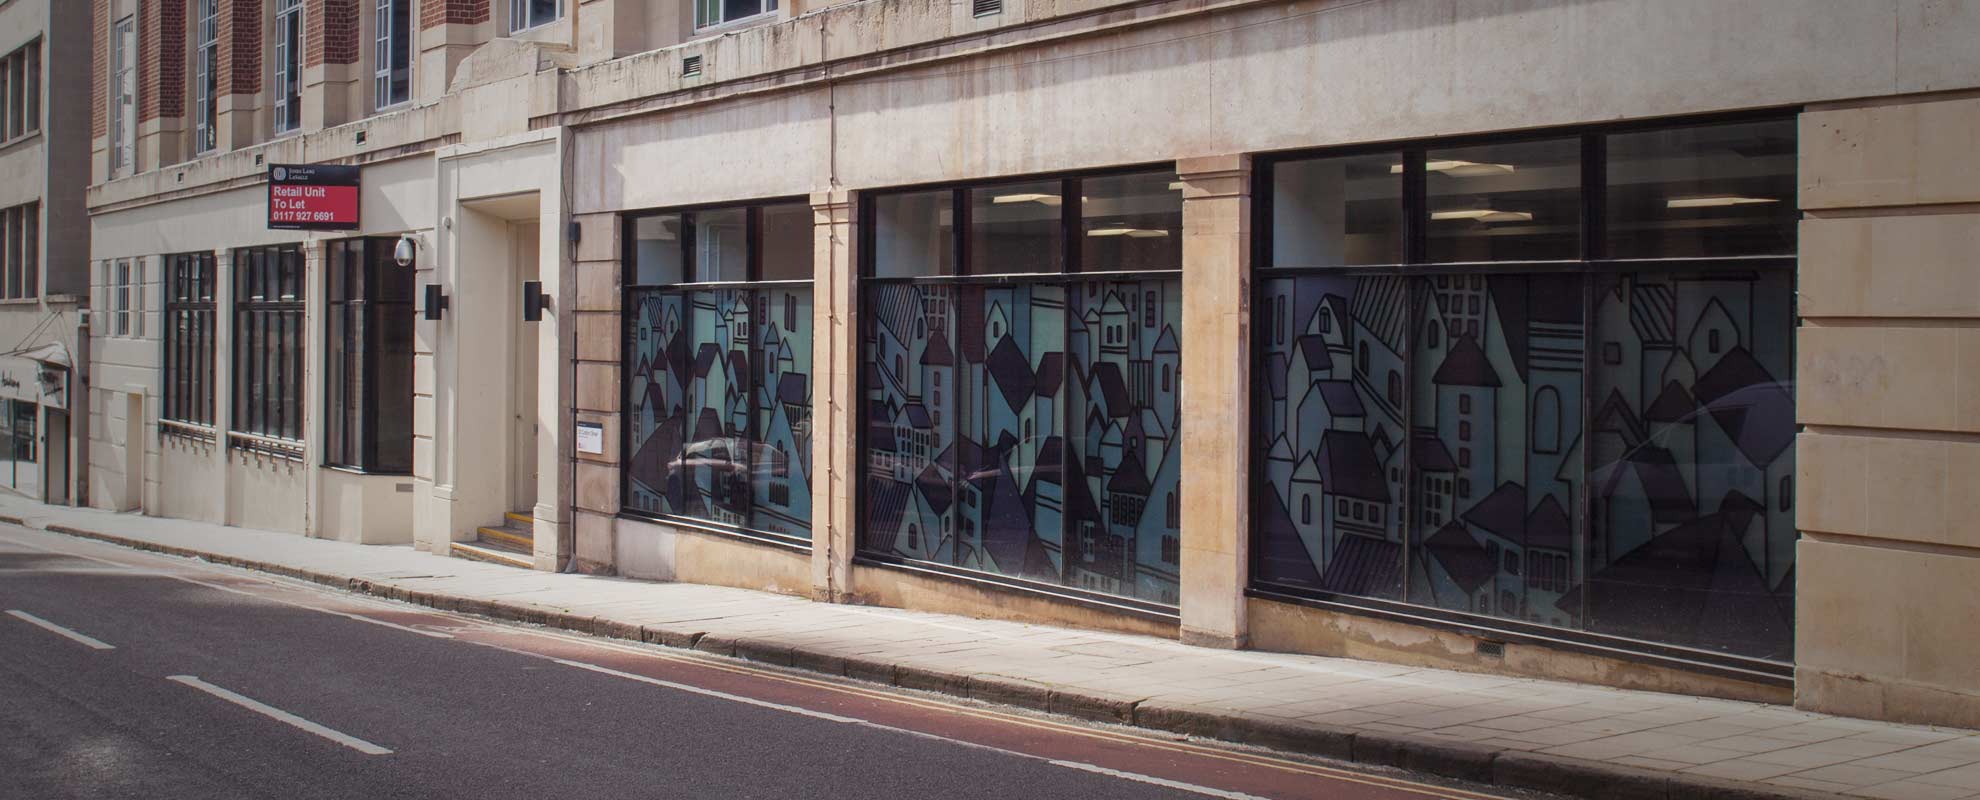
567 220 583 262
522 280 548 322
423 285 450 321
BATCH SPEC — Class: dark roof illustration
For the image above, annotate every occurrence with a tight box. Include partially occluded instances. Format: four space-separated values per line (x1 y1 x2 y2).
1593 388 1645 443
1317 430 1390 503
1526 495 1574 551
1254 489 1323 587
1645 380 1698 424
777 373 808 406
693 407 725 442
1432 335 1502 388
1313 380 1364 416
1600 445 1693 525
1153 325 1179 355
1462 482 1528 541
1107 453 1150 497
865 477 913 548
1318 534 1402 599
1090 362 1130 418
1424 522 1496 595
694 342 722 378
902 402 933 430
986 336 1036 410
1629 283 1676 345
1691 347 1793 468
957 288 987 362
1034 352 1065 398
1296 335 1332 370
921 329 955 366
628 418 681 492
977 461 1033 573
916 462 953 515
1265 353 1289 401
1349 276 1409 353
1412 431 1458 472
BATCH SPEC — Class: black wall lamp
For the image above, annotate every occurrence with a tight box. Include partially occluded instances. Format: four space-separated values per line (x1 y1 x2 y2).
523 280 549 322
424 285 450 321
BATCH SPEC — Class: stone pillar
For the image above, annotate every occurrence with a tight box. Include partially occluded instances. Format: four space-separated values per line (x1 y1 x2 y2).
304 0 361 129
215 0 261 150
417 0 492 105
1794 96 1980 728
137 0 186 168
810 189 857 602
1175 155 1251 649
569 211 622 574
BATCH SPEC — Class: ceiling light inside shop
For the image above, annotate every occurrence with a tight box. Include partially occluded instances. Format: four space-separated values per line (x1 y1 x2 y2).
1666 195 1781 209
1430 209 1533 223
992 193 1062 206
1087 227 1172 238
1393 160 1517 177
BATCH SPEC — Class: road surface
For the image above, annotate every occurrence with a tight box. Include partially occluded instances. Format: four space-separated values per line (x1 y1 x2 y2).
0 523 1530 800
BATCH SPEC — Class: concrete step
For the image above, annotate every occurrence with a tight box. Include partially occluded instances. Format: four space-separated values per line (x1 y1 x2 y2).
475 524 532 551
504 511 533 527
450 539 532 569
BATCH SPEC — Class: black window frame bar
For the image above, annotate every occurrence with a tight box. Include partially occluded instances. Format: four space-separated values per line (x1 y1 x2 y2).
230 243 306 457
618 196 815 551
162 251 218 437
323 237 415 475
1245 109 1800 681
852 162 1187 620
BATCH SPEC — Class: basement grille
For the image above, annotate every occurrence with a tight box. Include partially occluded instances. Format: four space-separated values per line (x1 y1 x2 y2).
682 55 703 77
973 0 1001 17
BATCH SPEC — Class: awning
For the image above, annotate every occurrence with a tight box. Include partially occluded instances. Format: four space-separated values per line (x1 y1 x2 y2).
0 342 71 405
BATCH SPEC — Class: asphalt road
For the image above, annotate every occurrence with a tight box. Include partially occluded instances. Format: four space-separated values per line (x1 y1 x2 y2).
0 524 1525 800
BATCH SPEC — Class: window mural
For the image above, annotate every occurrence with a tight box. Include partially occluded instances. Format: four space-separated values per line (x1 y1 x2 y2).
860 169 1185 605
622 201 814 543
864 279 1182 603
1254 117 1797 662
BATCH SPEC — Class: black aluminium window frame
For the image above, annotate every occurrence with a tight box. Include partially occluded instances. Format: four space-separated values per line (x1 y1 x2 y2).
324 237 415 474
1244 109 1801 683
162 251 218 436
617 196 816 552
851 162 1188 622
230 243 306 456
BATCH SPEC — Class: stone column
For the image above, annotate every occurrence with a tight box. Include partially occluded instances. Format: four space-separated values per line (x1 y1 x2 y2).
416 0 492 105
1175 155 1252 649
1794 96 1980 729
810 189 857 602
215 0 261 150
570 211 623 574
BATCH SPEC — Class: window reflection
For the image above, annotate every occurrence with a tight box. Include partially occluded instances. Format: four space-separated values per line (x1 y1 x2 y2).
1425 138 1580 262
1080 172 1182 272
873 190 953 278
970 180 1063 274
1271 153 1402 266
1606 120 1797 258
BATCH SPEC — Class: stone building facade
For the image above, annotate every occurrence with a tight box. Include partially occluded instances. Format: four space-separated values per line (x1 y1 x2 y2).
84 0 1980 728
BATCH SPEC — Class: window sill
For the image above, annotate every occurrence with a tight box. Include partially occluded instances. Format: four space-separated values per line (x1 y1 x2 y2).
0 130 41 154
0 297 42 306
323 463 414 478
691 12 780 39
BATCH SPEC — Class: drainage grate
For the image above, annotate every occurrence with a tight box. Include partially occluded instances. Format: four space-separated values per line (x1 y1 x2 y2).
682 55 703 77
1476 640 1506 658
973 0 1001 17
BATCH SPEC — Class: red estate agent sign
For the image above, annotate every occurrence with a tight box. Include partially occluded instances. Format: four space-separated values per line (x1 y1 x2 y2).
267 163 360 231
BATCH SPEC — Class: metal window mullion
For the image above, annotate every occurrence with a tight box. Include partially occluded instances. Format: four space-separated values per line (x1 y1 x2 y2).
1402 151 1427 265
1062 178 1082 272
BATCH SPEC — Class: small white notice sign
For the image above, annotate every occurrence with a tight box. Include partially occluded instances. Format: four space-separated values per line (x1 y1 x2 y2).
575 421 604 454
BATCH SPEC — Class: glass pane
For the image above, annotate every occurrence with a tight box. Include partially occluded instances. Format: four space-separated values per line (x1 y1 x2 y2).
749 285 811 537
9 401 31 495
969 181 1062 275
1271 153 1403 266
680 290 750 524
1606 120 1797 258
631 214 686 285
862 283 956 562
1079 172 1182 272
529 0 558 26
872 190 953 278
722 0 760 22
1586 269 1796 660
757 202 813 281
690 209 747 282
1425 138 1580 263
1252 274 1406 599
626 290 690 515
326 298 348 463
374 302 415 472
1409 275 1585 626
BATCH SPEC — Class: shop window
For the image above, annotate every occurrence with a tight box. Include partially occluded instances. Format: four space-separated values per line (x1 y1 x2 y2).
111 18 134 173
163 252 217 432
511 0 564 32
861 168 1184 605
1251 115 1799 663
273 0 303 133
375 0 412 109
108 257 140 337
623 199 813 543
1 202 36 299
1270 151 1402 266
1 38 41 143
325 238 414 473
231 244 305 454
696 0 776 29
0 399 38 495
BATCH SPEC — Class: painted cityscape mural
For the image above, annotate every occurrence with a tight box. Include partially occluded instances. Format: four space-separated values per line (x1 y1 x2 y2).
625 287 814 540
862 279 1183 604
1254 270 1795 660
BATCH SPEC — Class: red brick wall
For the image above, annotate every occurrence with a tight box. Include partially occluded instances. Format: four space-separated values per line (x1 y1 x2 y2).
421 0 490 31
92 0 107 139
220 0 261 96
307 0 360 68
138 0 186 123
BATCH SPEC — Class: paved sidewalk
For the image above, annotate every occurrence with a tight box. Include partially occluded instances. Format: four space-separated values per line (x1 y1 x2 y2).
5 497 1978 800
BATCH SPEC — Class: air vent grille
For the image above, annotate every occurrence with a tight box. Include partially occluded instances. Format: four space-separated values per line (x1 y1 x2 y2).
682 55 703 78
972 0 1001 17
